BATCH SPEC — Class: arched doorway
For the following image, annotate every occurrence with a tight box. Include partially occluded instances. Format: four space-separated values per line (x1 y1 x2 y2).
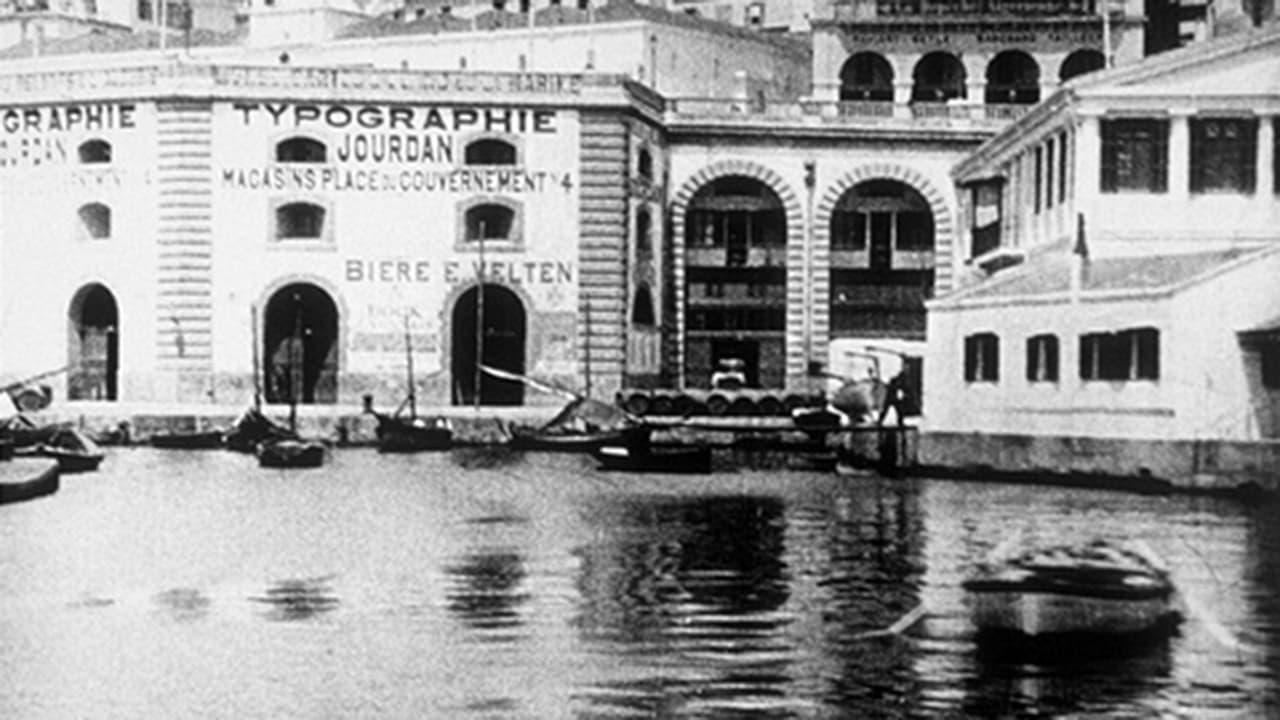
684 175 787 389
451 284 526 406
912 51 966 102
839 52 894 102
827 179 935 338
985 50 1041 105
67 283 119 401
263 283 339 404
1059 49 1106 82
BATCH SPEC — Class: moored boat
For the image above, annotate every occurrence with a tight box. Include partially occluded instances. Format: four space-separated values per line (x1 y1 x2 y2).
506 395 636 452
37 428 105 473
593 428 712 474
256 437 326 468
962 538 1180 639
151 429 227 450
372 413 452 453
0 458 59 505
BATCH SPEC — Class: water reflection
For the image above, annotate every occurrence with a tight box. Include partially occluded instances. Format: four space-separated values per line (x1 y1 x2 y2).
445 550 529 631
153 587 212 622
250 576 340 621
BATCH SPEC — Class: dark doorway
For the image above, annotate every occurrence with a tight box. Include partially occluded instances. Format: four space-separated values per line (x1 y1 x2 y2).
452 284 526 406
263 283 339 404
67 283 119 401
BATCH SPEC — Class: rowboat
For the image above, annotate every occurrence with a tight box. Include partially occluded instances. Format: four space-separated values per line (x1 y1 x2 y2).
593 428 712 474
372 413 452 453
38 428 105 473
0 458 59 505
256 438 326 469
150 429 226 450
962 538 1179 639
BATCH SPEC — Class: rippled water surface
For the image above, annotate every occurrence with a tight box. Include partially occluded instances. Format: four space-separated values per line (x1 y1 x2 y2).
1 448 1276 718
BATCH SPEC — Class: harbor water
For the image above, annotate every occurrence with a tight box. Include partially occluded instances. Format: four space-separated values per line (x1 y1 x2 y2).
0 448 1276 718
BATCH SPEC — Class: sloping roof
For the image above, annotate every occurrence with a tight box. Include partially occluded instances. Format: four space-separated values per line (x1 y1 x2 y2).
0 26 243 59
952 245 1269 303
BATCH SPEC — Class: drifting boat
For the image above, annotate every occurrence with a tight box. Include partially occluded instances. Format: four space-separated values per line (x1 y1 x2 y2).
0 458 59 505
962 538 1179 639
368 316 453 453
38 428 106 473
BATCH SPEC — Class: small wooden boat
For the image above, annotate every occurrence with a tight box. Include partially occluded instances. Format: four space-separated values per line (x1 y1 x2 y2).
373 413 452 453
37 428 105 473
150 429 226 450
0 458 59 505
507 396 636 452
368 316 453 453
0 414 63 450
256 437 326 468
226 408 296 453
593 443 713 474
962 538 1179 639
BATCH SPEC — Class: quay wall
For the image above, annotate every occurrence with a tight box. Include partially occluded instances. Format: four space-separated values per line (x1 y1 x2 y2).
919 431 1280 495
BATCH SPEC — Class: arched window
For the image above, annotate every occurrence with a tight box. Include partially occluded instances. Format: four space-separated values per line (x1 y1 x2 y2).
1059 49 1106 82
275 202 325 239
986 51 1041 105
636 207 652 255
464 138 517 165
465 203 516 241
78 203 111 239
631 284 655 326
276 137 327 163
78 139 112 164
839 52 894 102
637 147 653 182
911 52 966 103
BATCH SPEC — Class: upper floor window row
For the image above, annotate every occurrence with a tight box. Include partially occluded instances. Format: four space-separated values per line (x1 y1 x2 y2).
966 328 1158 385
1101 115 1269 196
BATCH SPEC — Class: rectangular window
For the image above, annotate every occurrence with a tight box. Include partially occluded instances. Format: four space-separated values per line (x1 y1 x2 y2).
1045 138 1056 210
1025 334 1059 382
831 211 867 251
1190 117 1257 194
1033 146 1043 213
964 333 1000 383
1079 327 1159 381
895 211 933 250
969 180 1003 258
1058 131 1069 205
1262 345 1280 389
1101 118 1169 193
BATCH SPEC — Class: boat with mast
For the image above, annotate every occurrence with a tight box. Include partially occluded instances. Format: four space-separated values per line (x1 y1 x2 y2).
255 301 326 468
227 303 297 453
368 314 452 453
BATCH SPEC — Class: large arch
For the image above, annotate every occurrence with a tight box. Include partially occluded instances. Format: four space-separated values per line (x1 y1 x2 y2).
262 282 340 404
813 164 956 358
912 51 966 102
670 160 804 388
450 283 526 406
985 50 1041 105
839 52 895 102
67 282 119 401
1059 49 1106 82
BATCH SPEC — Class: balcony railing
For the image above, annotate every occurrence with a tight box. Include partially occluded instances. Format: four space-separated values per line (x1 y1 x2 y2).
666 97 1030 130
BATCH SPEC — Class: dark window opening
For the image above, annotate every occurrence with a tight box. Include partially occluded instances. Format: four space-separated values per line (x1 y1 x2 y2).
1101 118 1169 193
276 137 327 163
1190 117 1257 194
637 147 653 182
465 138 517 165
911 51 966 102
985 50 1040 105
1026 334 1059 382
78 139 112 164
1262 345 1280 389
964 333 999 383
636 208 652 255
465 204 515 241
276 202 325 239
1059 49 1106 82
631 284 655 326
79 203 111 239
839 52 894 102
1079 327 1159 381
969 180 1003 258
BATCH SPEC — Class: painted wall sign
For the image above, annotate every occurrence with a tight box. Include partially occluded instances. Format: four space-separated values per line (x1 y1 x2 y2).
219 166 570 193
0 104 136 134
344 258 574 286
233 103 558 134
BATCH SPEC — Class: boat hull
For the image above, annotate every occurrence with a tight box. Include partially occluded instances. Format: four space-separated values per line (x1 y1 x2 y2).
593 445 712 474
257 439 326 468
964 587 1176 637
44 449 104 473
508 430 627 452
0 459 59 505
150 430 226 450
374 415 452 453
